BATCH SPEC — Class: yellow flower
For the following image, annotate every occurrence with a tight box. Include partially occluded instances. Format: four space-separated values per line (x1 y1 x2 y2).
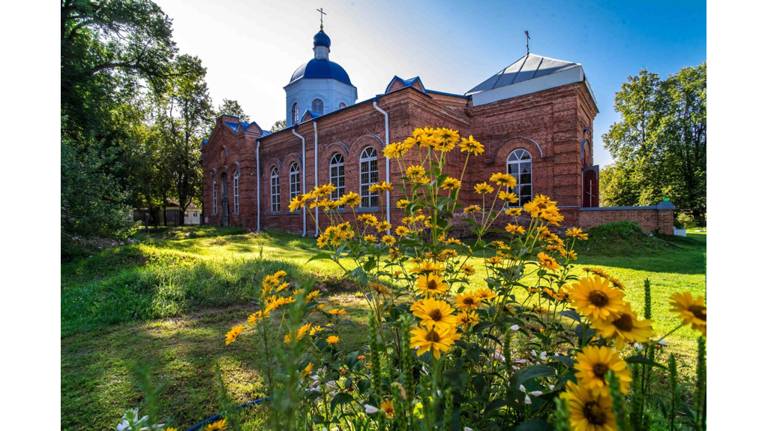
369 282 392 296
358 213 380 226
381 235 396 246
568 276 625 321
474 182 494 194
376 221 392 233
247 310 268 325
504 207 523 216
225 324 244 346
302 362 314 377
338 191 362 208
396 199 410 209
455 291 481 309
505 223 526 235
412 261 444 274
309 324 323 336
383 141 409 159
165 428 178 431
288 194 307 212
574 346 632 394
474 286 497 301
498 190 519 205
459 135 484 155
592 307 654 349
328 308 347 316
433 128 459 152
537 251 560 271
395 225 410 236
326 335 341 345
485 256 502 266
405 165 426 179
363 234 377 243
409 324 459 359
437 249 458 261
489 172 517 188
411 298 458 330
380 399 395 419
457 310 480 329
441 177 461 191
415 273 449 296
566 227 589 240
203 419 228 431
560 381 616 431
670 292 706 336
461 264 476 276
463 204 481 214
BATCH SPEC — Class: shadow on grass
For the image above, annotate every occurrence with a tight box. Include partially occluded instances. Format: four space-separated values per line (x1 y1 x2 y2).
61 298 370 430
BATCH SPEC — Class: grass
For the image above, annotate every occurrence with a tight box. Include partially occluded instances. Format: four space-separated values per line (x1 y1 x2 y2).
61 225 705 430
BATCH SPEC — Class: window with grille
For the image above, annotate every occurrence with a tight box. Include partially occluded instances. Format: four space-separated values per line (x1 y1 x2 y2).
311 98 324 115
506 149 533 206
270 167 280 212
359 147 379 208
329 153 345 200
289 162 301 199
233 169 240 215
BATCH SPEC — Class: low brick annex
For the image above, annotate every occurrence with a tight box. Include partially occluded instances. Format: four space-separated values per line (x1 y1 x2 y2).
201 29 674 237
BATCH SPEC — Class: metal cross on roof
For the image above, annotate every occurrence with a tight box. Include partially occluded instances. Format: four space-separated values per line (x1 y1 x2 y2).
317 8 327 30
524 30 530 54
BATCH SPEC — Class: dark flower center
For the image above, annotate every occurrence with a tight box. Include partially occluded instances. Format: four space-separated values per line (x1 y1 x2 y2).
613 313 635 332
593 363 609 379
427 280 439 290
688 305 706 321
429 309 443 321
583 401 607 425
463 297 475 305
588 291 610 307
425 329 441 342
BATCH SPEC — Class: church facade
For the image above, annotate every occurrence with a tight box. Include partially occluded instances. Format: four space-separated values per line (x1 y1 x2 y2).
201 27 675 236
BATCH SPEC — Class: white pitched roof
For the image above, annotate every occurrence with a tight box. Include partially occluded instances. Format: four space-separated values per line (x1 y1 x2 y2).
467 53 595 108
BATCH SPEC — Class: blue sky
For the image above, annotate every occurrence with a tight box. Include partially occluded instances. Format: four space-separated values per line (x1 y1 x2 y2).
156 0 705 167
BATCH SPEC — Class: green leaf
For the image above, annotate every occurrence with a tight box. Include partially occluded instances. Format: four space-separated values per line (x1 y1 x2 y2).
330 392 354 413
515 365 557 387
514 419 553 431
625 355 668 370
560 309 581 322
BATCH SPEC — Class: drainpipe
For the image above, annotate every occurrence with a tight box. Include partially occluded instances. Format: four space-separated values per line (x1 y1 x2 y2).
291 128 307 236
312 121 319 236
256 140 261 231
372 100 391 228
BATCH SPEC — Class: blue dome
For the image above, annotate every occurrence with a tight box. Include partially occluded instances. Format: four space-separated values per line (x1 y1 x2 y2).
313 30 331 47
289 59 352 86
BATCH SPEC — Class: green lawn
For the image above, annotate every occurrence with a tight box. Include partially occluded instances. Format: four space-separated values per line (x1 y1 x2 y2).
61 226 705 430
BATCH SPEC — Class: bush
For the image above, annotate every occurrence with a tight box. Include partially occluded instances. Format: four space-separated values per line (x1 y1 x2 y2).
121 128 707 430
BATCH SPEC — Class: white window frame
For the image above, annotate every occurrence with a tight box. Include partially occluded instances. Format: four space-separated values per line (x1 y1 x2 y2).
233 169 240 215
506 148 533 206
270 167 280 213
289 162 301 199
312 98 324 115
329 153 345 200
212 178 218 215
359 147 379 208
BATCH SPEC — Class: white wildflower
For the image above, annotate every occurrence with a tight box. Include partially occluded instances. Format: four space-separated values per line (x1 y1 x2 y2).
364 404 379 414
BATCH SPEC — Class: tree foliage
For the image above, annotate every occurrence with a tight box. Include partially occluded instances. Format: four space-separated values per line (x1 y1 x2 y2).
602 64 706 224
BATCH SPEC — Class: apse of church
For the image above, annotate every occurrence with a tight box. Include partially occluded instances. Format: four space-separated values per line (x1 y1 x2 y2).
201 21 603 236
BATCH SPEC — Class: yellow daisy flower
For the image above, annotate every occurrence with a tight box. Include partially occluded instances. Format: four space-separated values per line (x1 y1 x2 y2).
459 135 485 155
203 418 228 431
381 235 396 246
415 273 449 296
670 291 706 336
474 182 494 194
441 177 461 191
489 172 517 187
380 399 395 419
225 325 244 346
457 310 480 329
537 251 560 271
474 286 497 301
560 381 616 431
574 346 632 394
568 276 626 321
409 324 459 359
505 223 526 235
592 307 654 349
326 335 341 345
411 298 457 330
566 227 589 240
455 291 481 309
463 204 481 214
396 199 411 209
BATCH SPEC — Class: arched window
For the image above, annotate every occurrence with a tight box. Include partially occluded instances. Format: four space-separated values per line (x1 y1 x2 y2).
312 98 324 115
291 102 299 125
270 167 280 213
212 177 218 215
359 147 379 208
329 153 345 200
289 162 301 200
338 102 346 109
233 168 240 215
506 149 533 205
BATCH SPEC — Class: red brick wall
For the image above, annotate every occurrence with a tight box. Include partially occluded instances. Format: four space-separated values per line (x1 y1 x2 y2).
578 206 675 235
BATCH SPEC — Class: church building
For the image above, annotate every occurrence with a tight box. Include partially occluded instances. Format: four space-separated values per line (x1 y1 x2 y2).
202 24 675 236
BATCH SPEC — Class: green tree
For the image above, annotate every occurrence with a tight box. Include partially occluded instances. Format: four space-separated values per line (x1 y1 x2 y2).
155 54 213 225
602 64 706 224
216 99 249 121
271 119 287 132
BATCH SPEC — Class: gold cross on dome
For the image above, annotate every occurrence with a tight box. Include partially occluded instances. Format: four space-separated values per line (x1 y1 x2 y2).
317 8 327 30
